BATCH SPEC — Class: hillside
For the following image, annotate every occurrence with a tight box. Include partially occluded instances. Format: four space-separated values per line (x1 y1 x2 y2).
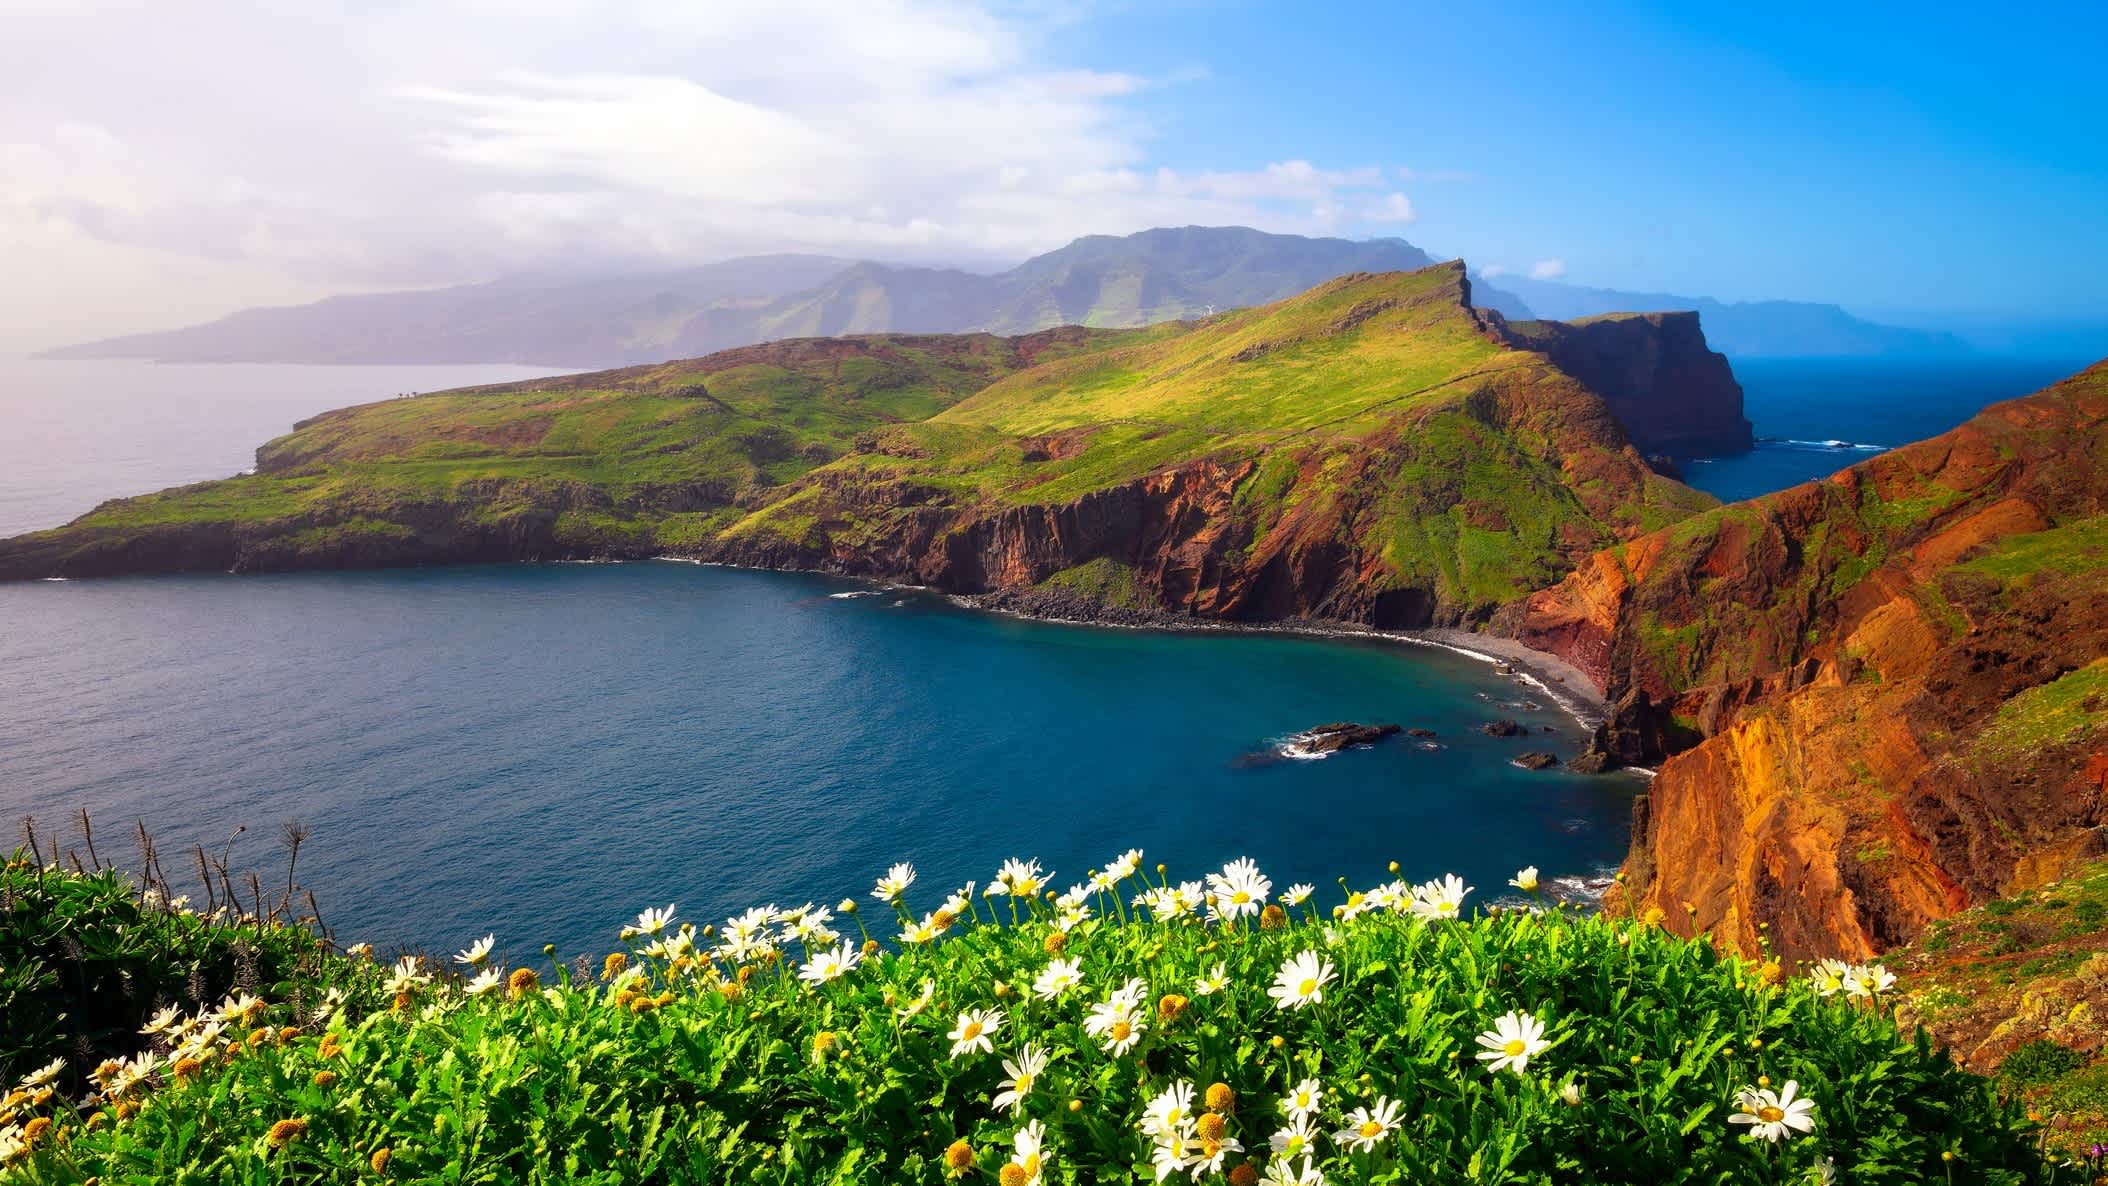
0 263 1732 629
1506 359 2108 962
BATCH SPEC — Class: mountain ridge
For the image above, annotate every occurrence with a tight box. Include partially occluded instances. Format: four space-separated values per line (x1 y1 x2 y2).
43 226 1947 367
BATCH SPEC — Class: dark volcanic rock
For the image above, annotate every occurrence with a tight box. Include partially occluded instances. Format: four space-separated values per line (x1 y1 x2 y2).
1480 719 1525 737
1404 727 1437 738
1566 752 1615 774
1514 752 1559 770
1288 722 1403 755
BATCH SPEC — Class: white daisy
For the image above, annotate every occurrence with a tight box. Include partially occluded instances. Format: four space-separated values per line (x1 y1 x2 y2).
992 1044 1050 1114
1206 857 1272 920
948 1007 1004 1059
1009 1119 1048 1186
1193 962 1230 996
140 1005 184 1037
798 939 863 986
997 858 1050 898
873 862 916 902
1269 1114 1320 1159
1084 997 1147 1055
465 967 504 996
1508 866 1540 893
894 979 936 1018
1266 951 1336 1011
18 1058 65 1090
1034 957 1084 1000
1729 1080 1817 1141
1261 1156 1327 1186
1809 958 1852 997
1281 883 1315 907
625 903 676 939
1280 1077 1323 1121
1409 874 1472 920
1141 1081 1196 1140
1335 1096 1402 1151
454 934 495 967
1475 1009 1551 1074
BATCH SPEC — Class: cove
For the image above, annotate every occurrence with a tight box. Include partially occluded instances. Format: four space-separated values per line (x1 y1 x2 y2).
0 562 1635 959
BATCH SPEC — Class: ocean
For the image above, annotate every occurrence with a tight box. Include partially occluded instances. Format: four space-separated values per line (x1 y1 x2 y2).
1678 355 2092 503
0 563 1625 959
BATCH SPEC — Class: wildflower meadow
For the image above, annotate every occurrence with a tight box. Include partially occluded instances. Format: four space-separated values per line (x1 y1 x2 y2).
0 847 2066 1184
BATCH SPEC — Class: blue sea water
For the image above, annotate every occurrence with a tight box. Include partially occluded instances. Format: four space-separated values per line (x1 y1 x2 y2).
1681 356 2094 503
0 563 1630 960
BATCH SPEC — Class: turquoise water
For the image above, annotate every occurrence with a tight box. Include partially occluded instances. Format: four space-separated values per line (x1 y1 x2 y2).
1681 356 2092 503
0 563 1631 959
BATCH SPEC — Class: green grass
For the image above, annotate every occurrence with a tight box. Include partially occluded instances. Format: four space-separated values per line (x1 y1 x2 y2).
1969 660 2108 765
0 853 2060 1184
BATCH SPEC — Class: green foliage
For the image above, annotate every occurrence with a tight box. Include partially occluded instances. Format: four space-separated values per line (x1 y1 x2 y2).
1970 660 2108 766
2002 1041 2086 1087
1038 558 1145 610
0 858 2055 1185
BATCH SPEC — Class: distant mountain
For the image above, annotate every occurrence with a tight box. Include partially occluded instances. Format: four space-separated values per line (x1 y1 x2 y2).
46 229 1496 369
42 255 855 367
45 225 1956 366
1486 275 1968 357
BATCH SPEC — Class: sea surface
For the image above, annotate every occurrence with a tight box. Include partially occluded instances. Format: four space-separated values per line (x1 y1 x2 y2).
1679 356 2092 503
0 356 566 538
0 563 1627 959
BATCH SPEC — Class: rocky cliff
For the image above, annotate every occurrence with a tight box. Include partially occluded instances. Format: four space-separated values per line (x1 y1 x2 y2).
1505 360 2108 962
1493 312 1754 456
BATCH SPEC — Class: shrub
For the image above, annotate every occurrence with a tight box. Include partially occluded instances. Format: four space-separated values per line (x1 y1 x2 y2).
2003 1039 2086 1086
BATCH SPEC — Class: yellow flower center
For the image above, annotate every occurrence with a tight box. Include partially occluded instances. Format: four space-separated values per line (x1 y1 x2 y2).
1232 891 1250 903
1013 1073 1033 1094
1359 1120 1383 1139
1758 1105 1784 1123
1298 978 1317 996
1200 1138 1222 1159
1109 1020 1132 1042
1504 1039 1528 1057
961 1022 982 1041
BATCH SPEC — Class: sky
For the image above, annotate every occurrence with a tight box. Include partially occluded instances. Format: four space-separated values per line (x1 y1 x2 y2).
3 0 2104 350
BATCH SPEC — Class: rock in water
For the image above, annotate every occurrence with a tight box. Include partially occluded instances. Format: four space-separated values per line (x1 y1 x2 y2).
1513 752 1559 770
1480 719 1526 737
1285 722 1403 755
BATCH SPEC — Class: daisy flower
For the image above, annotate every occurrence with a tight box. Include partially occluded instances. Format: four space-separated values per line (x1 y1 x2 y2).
1334 1096 1402 1152
1084 997 1148 1055
1269 1114 1320 1159
1475 1009 1551 1074
798 939 862 986
1409 874 1472 920
1141 1081 1197 1141
998 858 1050 898
1008 1119 1049 1186
1262 1156 1327 1186
1107 848 1144 880
1206 857 1272 920
1189 1131 1243 1175
895 979 936 1018
992 1044 1050 1114
465 967 504 996
1150 1127 1198 1184
873 862 916 902
1280 1077 1323 1121
625 904 677 939
1266 951 1336 1011
454 934 495 967
140 1005 184 1037
18 1058 65 1090
1809 958 1852 997
1194 962 1230 996
1508 866 1540 893
1845 963 1897 998
1034 957 1084 1000
1281 883 1315 907
1729 1080 1817 1141
949 1007 1004 1059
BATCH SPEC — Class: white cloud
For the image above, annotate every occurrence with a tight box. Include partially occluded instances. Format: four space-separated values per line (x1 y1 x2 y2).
1479 264 1510 278
1530 258 1567 280
0 0 1463 343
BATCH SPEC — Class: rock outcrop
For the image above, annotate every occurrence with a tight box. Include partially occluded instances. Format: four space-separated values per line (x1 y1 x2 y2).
1504 359 2108 962
1492 312 1754 457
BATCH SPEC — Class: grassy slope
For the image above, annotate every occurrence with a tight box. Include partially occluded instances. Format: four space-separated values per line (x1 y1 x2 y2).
0 855 2050 1185
1896 859 2108 1154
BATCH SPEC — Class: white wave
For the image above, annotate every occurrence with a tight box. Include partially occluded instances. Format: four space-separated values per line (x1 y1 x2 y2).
1761 438 1888 453
41 576 69 582
827 590 883 599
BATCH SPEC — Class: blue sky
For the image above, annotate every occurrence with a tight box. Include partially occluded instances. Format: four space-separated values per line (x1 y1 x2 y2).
1047 1 2108 319
4 0 2103 344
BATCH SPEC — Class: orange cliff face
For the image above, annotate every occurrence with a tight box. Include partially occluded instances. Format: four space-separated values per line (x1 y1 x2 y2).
1504 360 2108 963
